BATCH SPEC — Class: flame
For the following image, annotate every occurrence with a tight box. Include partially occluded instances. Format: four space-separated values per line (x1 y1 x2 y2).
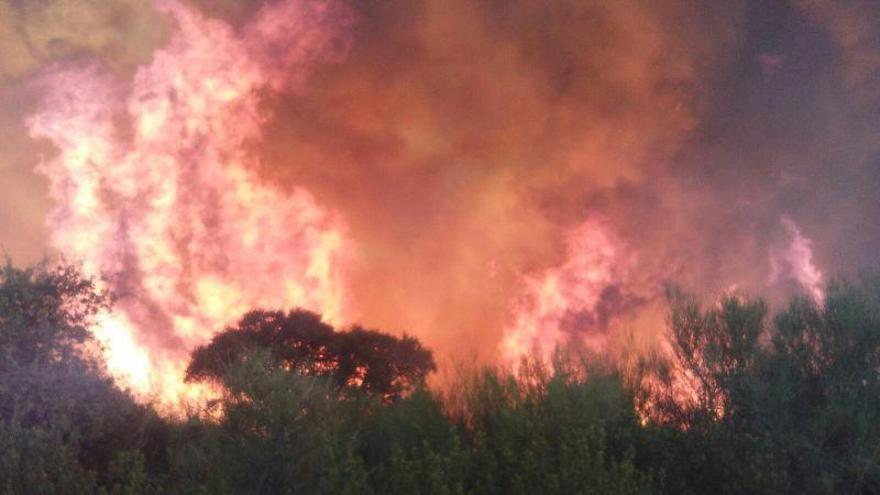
501 218 632 366
27 0 353 408
771 216 824 303
19 0 833 412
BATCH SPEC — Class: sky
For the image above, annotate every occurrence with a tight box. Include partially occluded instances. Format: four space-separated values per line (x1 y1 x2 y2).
1 0 879 396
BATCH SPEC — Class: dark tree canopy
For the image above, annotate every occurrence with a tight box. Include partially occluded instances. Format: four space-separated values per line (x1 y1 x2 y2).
648 278 880 493
0 262 162 494
186 309 437 400
8 259 880 494
0 262 108 371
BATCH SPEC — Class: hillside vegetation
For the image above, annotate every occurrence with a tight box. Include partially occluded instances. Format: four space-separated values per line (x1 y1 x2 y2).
2 262 880 494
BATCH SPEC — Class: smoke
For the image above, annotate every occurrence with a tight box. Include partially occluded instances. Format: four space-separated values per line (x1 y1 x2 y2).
2 0 880 400
771 217 824 304
0 0 165 81
501 218 637 364
254 0 741 362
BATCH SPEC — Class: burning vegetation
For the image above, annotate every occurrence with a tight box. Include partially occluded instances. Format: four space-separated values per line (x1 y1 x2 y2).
1 0 880 492
3 262 880 493
11 0 857 408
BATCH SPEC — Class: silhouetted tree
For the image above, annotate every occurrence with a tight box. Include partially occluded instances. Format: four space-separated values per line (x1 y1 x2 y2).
649 278 880 493
170 352 372 494
760 277 880 493
662 288 766 428
10 257 880 494
186 309 436 400
0 262 108 371
636 289 793 493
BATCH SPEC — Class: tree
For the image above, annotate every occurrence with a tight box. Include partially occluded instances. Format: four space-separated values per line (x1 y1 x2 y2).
644 288 791 493
0 262 108 371
186 309 436 401
653 278 880 493
763 277 880 493
0 262 164 494
169 353 373 495
663 288 766 428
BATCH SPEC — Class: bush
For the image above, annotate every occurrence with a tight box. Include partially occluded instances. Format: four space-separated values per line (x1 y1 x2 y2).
0 263 164 494
6 258 880 494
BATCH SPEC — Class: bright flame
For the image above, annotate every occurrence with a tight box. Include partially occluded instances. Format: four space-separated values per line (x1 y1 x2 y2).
27 0 353 408
501 218 632 366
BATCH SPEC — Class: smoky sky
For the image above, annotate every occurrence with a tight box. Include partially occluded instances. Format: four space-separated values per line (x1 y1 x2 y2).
2 0 879 362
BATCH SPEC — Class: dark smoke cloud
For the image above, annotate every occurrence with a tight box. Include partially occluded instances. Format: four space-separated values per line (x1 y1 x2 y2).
2 0 879 364
640 1 880 296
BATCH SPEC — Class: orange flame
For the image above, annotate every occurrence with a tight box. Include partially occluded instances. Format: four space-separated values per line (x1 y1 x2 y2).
501 218 633 366
27 0 353 409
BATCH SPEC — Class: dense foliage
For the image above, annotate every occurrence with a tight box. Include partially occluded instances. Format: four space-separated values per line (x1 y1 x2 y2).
0 263 165 494
3 261 880 494
186 309 436 401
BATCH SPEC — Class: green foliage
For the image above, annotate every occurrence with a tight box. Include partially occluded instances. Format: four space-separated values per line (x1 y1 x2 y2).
0 262 164 495
0 420 98 494
762 277 880 493
169 352 659 494
363 387 468 492
0 262 108 370
6 258 880 494
661 288 766 427
652 277 880 493
456 360 658 495
168 351 374 494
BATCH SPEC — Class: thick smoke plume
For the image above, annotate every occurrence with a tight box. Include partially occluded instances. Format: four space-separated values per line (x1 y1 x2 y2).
2 0 879 401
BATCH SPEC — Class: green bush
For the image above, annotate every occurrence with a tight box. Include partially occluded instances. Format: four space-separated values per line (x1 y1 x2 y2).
0 263 164 494
6 259 880 494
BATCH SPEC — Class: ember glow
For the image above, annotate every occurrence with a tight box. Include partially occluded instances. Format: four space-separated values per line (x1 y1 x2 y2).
3 0 879 406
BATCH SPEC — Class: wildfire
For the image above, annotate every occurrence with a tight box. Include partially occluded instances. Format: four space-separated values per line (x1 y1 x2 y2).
501 218 633 367
27 0 353 408
20 0 832 412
